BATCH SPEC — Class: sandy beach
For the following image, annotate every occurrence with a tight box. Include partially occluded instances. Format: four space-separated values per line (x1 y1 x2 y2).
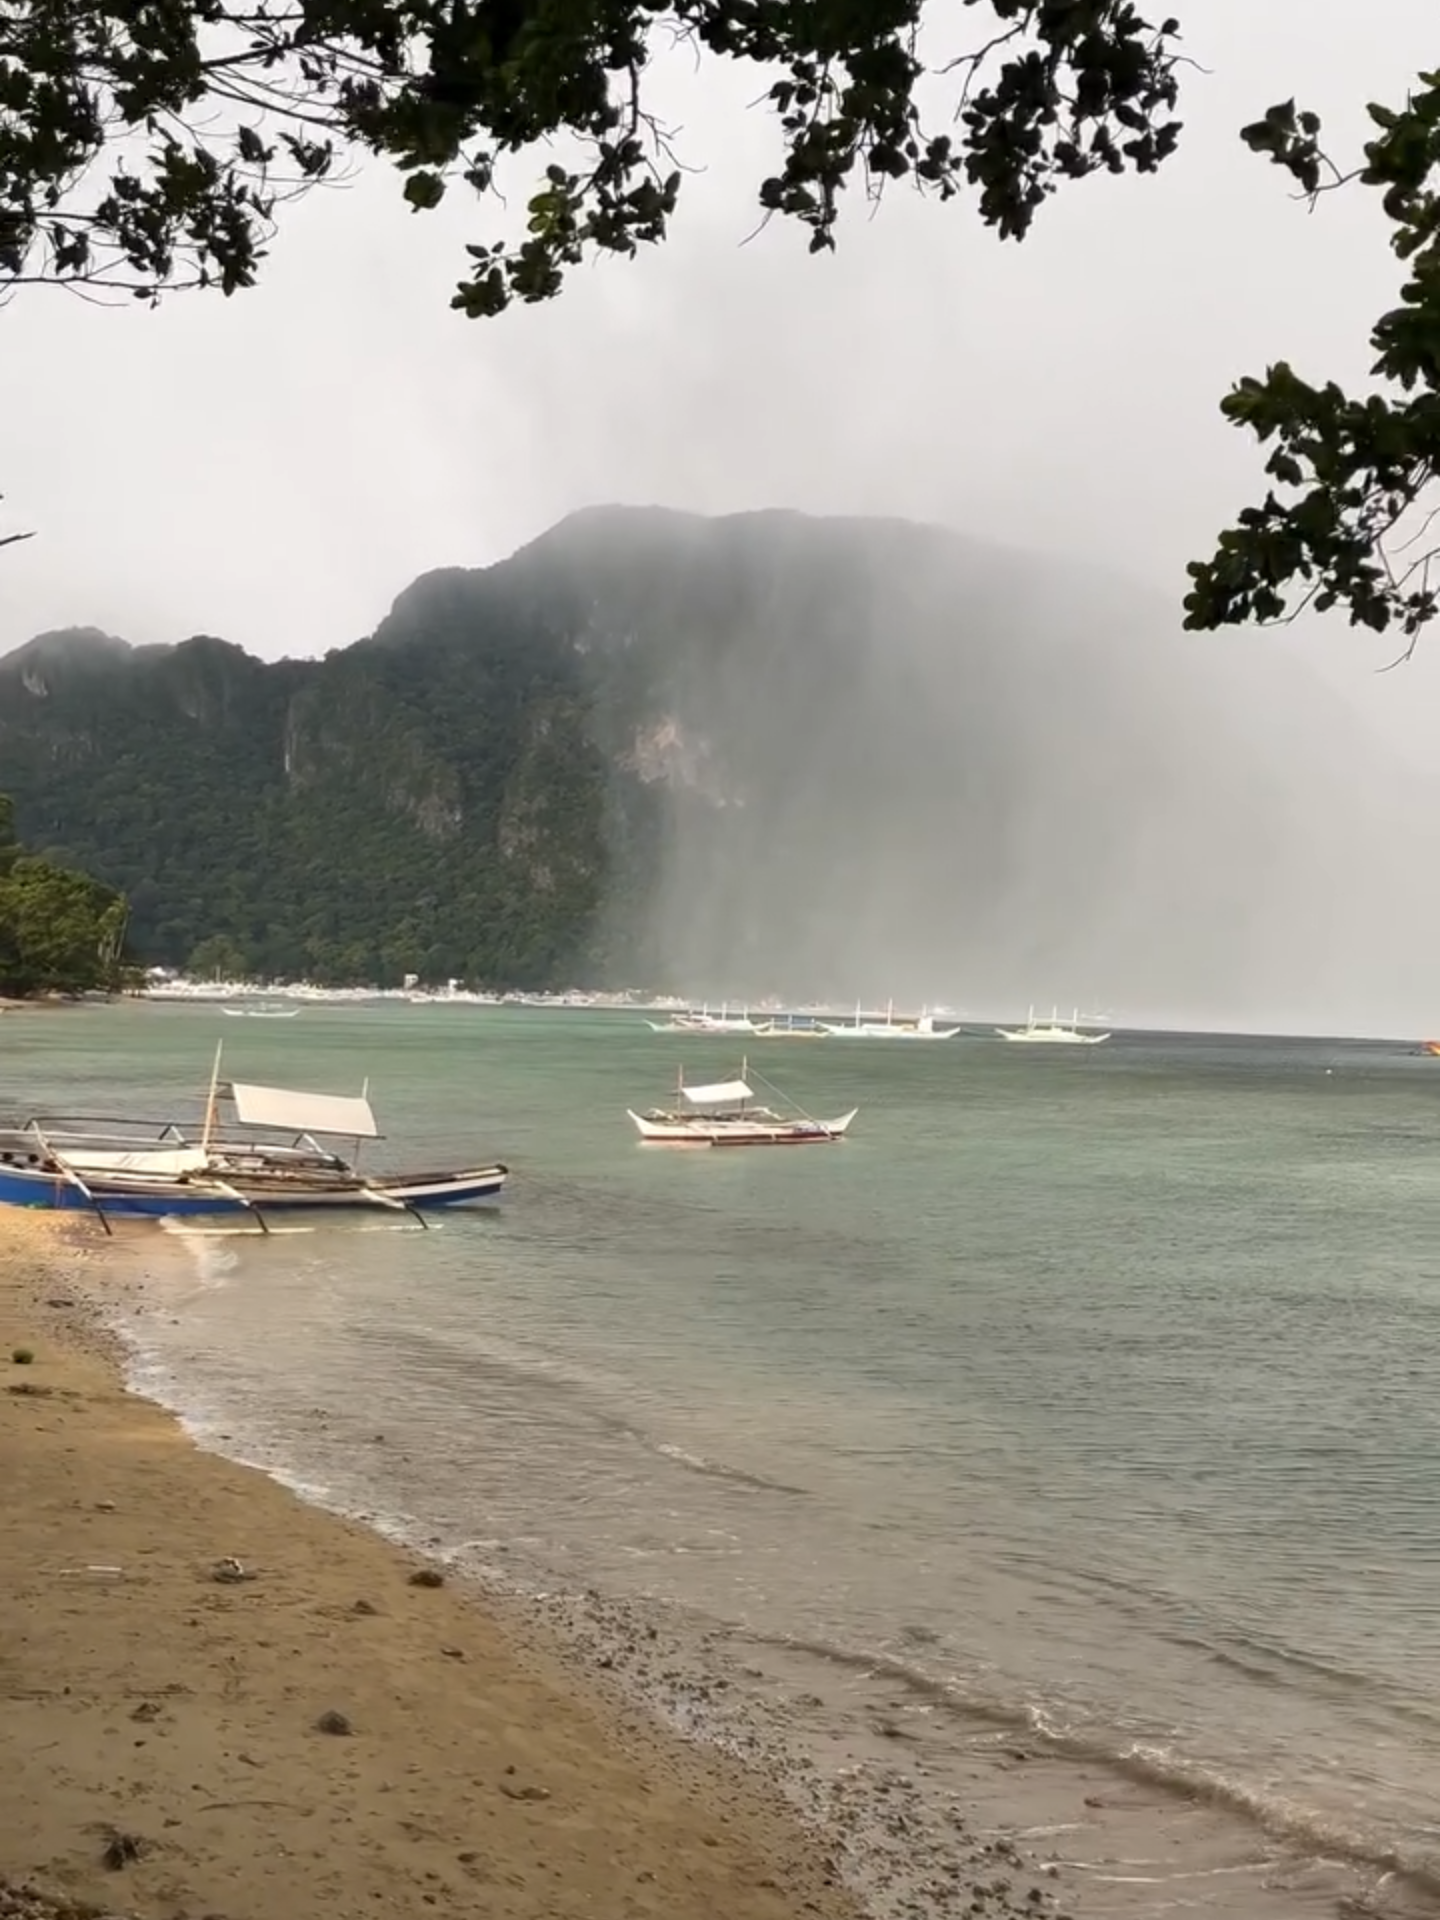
0 1212 859 1920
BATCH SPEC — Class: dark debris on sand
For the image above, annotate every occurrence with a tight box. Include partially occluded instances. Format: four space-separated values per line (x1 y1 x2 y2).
0 1878 138 1920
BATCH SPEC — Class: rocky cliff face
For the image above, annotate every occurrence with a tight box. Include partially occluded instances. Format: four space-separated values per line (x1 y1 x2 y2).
2 506 1434 1022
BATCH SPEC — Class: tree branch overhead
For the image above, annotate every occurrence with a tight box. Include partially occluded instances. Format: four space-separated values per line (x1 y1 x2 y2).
4 5 1440 643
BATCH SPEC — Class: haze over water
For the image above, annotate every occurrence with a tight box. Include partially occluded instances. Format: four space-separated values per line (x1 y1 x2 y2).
16 1000 1440 1915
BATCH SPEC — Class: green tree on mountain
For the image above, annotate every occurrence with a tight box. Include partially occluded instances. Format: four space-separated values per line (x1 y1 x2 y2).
187 934 251 981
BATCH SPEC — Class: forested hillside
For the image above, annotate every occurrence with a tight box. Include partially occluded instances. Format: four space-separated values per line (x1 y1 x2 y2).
0 598 645 984
2 506 1433 1021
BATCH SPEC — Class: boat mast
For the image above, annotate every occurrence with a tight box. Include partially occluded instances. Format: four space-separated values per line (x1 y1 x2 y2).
201 1040 223 1152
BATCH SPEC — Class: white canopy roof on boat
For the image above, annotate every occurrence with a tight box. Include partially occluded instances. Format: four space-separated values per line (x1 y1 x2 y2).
682 1079 751 1105
227 1081 379 1138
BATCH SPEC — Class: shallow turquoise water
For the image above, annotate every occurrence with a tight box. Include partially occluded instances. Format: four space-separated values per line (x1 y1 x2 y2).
8 1000 1440 1890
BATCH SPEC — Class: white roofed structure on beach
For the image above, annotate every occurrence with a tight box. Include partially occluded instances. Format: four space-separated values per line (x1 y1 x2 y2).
226 1082 381 1138
681 1079 752 1106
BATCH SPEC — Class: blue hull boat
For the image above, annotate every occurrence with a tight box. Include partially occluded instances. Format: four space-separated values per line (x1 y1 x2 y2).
0 1163 238 1218
0 1160 508 1220
0 1048 508 1229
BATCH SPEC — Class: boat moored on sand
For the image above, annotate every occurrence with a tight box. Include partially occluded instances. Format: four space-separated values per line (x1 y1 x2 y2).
0 1049 506 1229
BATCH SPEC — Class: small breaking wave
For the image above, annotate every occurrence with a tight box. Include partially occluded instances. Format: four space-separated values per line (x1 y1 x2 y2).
157 1218 246 1288
649 1439 809 1496
734 1625 1440 1901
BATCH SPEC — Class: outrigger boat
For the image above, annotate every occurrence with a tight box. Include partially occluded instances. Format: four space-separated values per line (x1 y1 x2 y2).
995 1005 1110 1046
817 1001 960 1040
628 1061 857 1147
0 1048 506 1230
751 1014 827 1039
645 1003 758 1035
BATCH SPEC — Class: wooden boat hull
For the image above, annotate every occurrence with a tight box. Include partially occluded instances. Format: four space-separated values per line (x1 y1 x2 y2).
995 1029 1109 1044
628 1109 857 1147
203 1167 510 1210
0 1161 508 1220
0 1165 240 1217
818 1027 959 1039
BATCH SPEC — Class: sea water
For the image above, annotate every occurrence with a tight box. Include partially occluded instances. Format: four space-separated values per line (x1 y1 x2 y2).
11 1000 1440 1915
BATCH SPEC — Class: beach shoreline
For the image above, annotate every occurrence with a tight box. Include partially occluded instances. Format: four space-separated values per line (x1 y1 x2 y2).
6 1211 1437 1920
0 1211 865 1920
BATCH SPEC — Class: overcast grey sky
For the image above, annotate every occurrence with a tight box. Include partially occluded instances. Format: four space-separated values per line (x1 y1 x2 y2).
2 0 1438 761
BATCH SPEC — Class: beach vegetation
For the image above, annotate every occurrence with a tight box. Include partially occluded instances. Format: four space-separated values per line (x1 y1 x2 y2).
187 934 252 983
0 793 133 998
11 1347 34 1365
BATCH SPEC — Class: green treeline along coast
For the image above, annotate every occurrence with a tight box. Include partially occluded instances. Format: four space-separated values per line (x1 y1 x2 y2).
0 793 130 998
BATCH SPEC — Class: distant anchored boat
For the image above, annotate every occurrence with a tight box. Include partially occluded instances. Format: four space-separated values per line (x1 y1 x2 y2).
221 1001 301 1019
628 1062 856 1147
752 1014 828 1038
995 1006 1111 1046
646 1004 759 1035
818 1001 960 1040
0 1047 506 1229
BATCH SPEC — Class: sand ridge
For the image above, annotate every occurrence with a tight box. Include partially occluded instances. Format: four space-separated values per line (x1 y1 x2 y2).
0 1212 857 1920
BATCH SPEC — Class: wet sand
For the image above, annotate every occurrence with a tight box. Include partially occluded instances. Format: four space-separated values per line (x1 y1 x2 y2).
0 1212 857 1920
